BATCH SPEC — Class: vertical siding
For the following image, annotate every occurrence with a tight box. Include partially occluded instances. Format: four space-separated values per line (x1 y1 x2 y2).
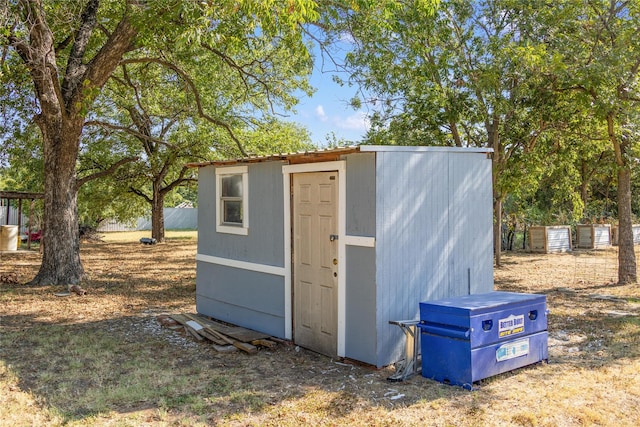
343 153 377 364
547 227 572 252
374 150 493 367
345 153 376 236
577 225 611 248
344 246 377 365
593 225 611 247
447 152 494 296
529 226 572 253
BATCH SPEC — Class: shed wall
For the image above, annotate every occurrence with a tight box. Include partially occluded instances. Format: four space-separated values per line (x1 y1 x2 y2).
196 162 287 336
374 150 493 367
529 226 572 253
577 225 611 249
343 153 377 365
345 153 376 237
344 245 377 364
197 162 285 266
196 262 286 337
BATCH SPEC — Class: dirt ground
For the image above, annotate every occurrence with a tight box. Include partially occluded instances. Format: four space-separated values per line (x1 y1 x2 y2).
1 234 639 426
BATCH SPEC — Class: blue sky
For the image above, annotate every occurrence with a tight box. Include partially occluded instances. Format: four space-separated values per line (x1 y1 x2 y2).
284 43 371 147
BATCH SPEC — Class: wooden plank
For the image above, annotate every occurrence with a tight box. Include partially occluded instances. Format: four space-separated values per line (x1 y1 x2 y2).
198 329 228 345
184 325 204 341
203 327 234 345
170 314 190 325
176 313 261 353
202 325 257 354
186 313 270 342
232 341 258 354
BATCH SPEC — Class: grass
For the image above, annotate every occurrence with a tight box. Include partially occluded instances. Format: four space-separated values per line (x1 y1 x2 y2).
1 240 640 426
100 230 198 242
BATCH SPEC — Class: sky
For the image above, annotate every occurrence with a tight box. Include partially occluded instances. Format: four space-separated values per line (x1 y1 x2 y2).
284 43 371 147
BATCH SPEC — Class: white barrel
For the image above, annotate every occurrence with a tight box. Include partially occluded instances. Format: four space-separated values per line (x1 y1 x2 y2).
0 225 19 251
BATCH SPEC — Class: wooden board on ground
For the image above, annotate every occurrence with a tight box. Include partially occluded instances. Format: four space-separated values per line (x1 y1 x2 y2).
184 313 271 343
176 313 259 354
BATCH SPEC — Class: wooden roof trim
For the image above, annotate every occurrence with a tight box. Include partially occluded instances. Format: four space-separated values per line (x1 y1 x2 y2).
0 191 45 200
186 146 361 168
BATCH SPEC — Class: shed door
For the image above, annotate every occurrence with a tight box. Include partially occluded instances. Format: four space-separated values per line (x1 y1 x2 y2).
292 172 338 356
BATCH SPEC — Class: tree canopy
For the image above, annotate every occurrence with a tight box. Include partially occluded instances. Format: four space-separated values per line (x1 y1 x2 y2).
323 0 640 281
0 0 320 285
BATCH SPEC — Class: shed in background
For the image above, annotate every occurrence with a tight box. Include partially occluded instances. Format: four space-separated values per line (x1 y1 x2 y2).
576 224 611 249
528 226 572 253
611 225 640 246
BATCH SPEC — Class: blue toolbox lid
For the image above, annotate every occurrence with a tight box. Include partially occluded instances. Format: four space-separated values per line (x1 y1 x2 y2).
419 291 548 346
420 291 546 316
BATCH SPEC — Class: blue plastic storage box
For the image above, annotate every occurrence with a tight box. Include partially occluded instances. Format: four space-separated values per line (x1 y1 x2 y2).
419 291 548 389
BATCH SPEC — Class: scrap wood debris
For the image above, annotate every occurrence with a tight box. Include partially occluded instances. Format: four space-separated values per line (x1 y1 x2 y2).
69 284 87 295
0 272 18 284
157 313 279 354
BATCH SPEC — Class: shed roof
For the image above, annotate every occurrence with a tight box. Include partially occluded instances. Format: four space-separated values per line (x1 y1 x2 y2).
0 191 44 200
186 145 493 168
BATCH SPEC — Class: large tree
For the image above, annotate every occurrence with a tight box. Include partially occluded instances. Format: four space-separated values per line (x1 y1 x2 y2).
1 0 317 286
327 0 552 266
533 0 640 283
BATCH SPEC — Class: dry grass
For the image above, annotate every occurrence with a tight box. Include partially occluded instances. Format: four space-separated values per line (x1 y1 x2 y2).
1 238 640 426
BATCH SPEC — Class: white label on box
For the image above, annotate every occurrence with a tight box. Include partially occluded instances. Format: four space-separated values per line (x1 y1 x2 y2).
498 314 525 337
496 338 530 362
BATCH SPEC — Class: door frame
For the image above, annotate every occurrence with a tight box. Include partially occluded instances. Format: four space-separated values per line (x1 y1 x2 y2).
282 161 346 357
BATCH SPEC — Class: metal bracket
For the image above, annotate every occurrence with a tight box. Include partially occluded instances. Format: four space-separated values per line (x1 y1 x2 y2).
387 319 421 382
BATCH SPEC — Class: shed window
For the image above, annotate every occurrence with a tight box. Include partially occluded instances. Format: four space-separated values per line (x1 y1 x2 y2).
216 166 248 235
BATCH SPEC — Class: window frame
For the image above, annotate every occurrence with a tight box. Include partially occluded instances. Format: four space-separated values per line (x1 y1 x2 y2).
215 166 249 235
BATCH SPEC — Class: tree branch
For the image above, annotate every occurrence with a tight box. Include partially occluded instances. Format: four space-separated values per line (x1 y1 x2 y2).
61 0 99 105
76 156 139 189
160 166 195 196
84 119 176 149
120 57 248 156
71 12 138 115
129 186 152 204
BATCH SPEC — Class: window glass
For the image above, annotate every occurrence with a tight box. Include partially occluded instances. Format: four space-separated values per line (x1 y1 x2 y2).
221 175 242 198
223 200 242 224
216 166 248 235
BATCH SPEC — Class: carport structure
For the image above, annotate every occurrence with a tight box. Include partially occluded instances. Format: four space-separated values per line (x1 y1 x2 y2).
0 191 44 249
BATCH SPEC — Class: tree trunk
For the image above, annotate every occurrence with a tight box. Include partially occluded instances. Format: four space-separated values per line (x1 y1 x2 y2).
488 116 502 267
580 159 589 209
607 113 637 284
151 183 165 243
494 195 503 267
30 119 84 285
617 167 637 284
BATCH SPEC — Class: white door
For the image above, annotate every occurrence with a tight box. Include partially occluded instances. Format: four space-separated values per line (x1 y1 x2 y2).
292 172 339 356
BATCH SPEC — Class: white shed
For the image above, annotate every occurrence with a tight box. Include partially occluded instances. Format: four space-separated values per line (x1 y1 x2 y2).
528 226 572 253
576 224 611 249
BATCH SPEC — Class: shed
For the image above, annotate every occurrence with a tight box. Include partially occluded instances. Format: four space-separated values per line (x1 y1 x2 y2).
611 225 640 246
528 226 572 253
576 224 611 249
188 145 494 368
